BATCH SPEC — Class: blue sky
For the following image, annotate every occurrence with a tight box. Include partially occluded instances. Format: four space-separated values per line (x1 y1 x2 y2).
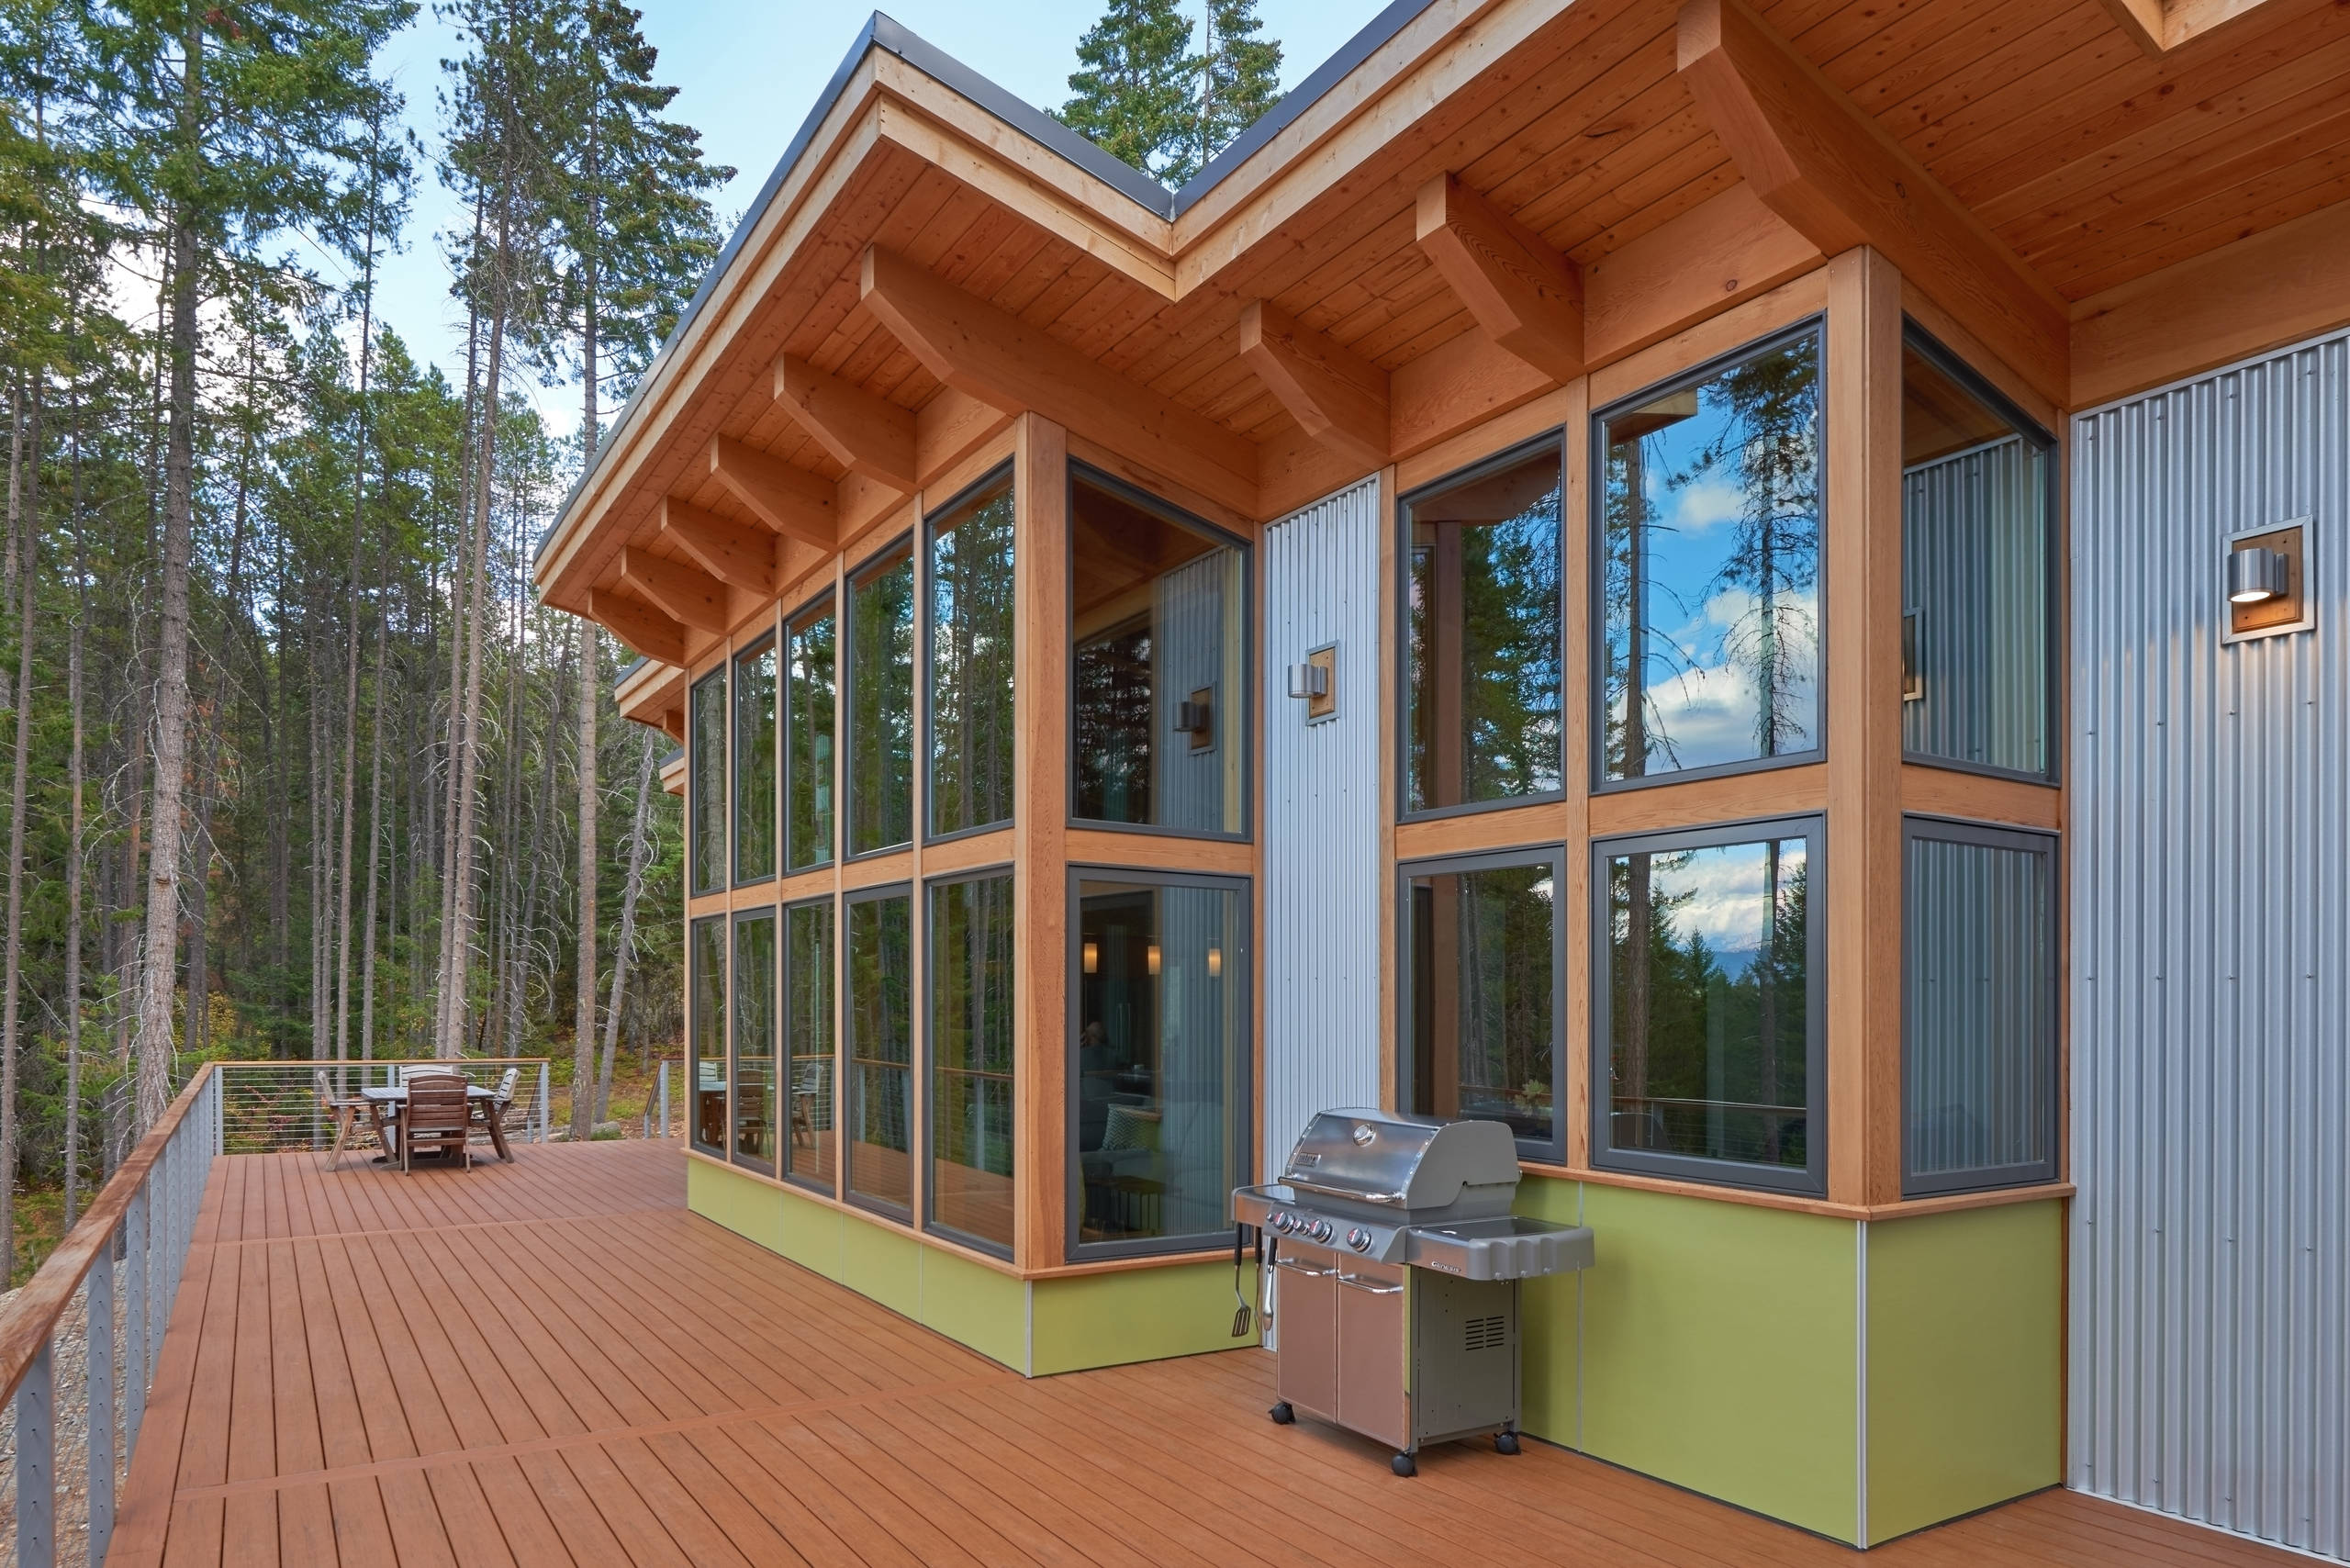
361 1 1390 437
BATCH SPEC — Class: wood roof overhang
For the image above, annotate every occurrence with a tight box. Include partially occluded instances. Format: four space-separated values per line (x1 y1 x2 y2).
536 0 2350 671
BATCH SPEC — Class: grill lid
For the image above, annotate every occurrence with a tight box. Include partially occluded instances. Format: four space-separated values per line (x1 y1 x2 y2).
1279 1108 1520 1213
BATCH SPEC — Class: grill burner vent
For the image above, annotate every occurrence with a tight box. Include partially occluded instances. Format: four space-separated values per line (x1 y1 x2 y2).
1464 1315 1507 1352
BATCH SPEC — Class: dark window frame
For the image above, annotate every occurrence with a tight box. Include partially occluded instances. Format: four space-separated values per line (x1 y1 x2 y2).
1393 430 1570 824
731 632 779 889
1590 812 1830 1196
1900 814 2061 1197
783 589 838 874
844 531 918 862
923 463 1019 847
779 890 838 1198
688 911 729 1160
1064 463 1255 844
1394 842 1569 1163
922 861 1018 1259
729 904 779 1177
688 664 727 896
1589 318 1830 796
842 879 916 1223
1898 322 2064 788
1063 861 1255 1263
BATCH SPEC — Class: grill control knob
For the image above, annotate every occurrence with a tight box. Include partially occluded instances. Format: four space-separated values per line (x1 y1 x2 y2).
1272 1212 1292 1233
1311 1219 1334 1243
1347 1227 1371 1252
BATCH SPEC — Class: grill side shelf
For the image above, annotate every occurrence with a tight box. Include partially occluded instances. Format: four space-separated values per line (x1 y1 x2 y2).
1406 1221 1595 1282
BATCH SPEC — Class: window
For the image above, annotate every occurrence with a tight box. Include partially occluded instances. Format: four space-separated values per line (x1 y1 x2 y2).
1904 820 2057 1194
690 666 726 894
929 473 1017 837
785 599 835 871
1404 442 1563 814
928 870 1014 1253
688 913 727 1157
1901 328 2055 779
783 897 836 1193
1595 818 1823 1193
733 638 778 884
848 541 915 856
732 908 778 1170
1070 870 1249 1258
845 886 912 1215
1599 327 1823 786
1070 473 1248 835
1401 851 1562 1159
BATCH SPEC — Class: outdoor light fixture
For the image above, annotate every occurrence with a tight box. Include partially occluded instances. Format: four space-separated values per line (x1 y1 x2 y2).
1147 942 1161 977
1206 945 1223 979
1285 662 1328 699
1082 939 1099 975
1289 642 1339 723
2227 543 2289 604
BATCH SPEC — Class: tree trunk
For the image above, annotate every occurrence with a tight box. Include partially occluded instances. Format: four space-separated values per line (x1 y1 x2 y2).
359 512 392 1062
572 621 598 1137
0 376 38 1268
598 731 658 1123
64 388 86 1225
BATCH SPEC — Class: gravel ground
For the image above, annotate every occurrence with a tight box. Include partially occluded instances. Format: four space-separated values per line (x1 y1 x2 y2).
0 1272 130 1566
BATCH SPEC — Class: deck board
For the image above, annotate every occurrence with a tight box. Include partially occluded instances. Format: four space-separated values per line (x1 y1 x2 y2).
108 1139 2310 1568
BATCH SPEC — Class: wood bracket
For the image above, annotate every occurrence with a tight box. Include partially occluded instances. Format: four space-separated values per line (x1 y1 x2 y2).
586 588 687 668
660 496 777 594
619 546 731 635
1237 300 1390 471
708 434 836 548
1415 173 1585 384
774 353 919 491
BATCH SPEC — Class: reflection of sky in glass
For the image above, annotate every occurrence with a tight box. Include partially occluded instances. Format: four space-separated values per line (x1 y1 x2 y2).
1643 838 1807 973
1604 336 1821 778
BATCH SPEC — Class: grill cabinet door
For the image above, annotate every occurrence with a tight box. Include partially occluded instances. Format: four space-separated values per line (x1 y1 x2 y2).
1274 1249 1338 1424
1336 1262 1409 1450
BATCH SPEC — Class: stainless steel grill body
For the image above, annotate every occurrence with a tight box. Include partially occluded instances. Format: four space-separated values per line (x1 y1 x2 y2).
1233 1108 1595 1473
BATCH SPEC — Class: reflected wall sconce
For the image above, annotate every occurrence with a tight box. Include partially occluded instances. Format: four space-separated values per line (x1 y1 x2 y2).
1147 942 1162 977
1175 688 1215 751
1082 940 1099 975
2223 520 2314 644
1206 945 1223 979
1288 641 1339 724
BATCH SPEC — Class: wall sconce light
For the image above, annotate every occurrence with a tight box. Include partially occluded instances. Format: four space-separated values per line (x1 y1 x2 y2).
1081 940 1099 975
2223 520 2314 644
1175 689 1214 751
1206 945 1223 979
1288 642 1338 723
2227 544 2288 604
1146 942 1161 977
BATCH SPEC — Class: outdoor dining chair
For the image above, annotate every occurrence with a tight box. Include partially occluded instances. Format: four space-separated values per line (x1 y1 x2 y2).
401 1072 474 1172
314 1069 375 1171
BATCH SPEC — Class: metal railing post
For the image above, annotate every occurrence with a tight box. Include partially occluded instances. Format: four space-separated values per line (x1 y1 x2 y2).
87 1240 116 1568
659 1060 670 1139
124 1187 147 1460
17 1336 54 1568
538 1062 550 1143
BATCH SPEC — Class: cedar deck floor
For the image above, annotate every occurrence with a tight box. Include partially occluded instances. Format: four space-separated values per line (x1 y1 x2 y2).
108 1140 2299 1568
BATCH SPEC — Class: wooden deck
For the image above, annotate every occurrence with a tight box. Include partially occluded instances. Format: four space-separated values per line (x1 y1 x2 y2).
109 1140 2300 1568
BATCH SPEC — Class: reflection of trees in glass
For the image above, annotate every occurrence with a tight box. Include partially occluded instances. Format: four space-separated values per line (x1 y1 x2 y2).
1404 467 1562 812
931 874 1014 1247
784 901 835 1189
1607 841 1808 1169
691 670 726 890
930 487 1016 834
848 550 914 853
733 644 778 880
690 916 727 1150
732 913 777 1164
785 608 834 870
846 893 912 1205
1410 864 1554 1141
1603 336 1821 779
1075 620 1154 821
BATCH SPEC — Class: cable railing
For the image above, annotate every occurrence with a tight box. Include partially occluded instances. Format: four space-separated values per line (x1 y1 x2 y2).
212 1058 554 1155
0 1063 220 1568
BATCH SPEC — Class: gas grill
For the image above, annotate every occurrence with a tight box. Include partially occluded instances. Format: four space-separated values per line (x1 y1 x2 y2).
1233 1108 1595 1474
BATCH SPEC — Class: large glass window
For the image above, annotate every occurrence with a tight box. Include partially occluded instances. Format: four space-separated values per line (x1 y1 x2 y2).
845 887 912 1214
688 913 727 1156
733 638 778 884
928 871 1014 1252
1901 328 2054 778
1070 474 1247 835
783 897 836 1193
732 908 777 1170
690 667 726 894
848 542 914 856
1904 820 2056 1194
1401 853 1561 1159
1599 328 1823 785
1404 443 1563 814
929 474 1016 838
1071 872 1248 1257
1595 818 1822 1193
785 599 835 871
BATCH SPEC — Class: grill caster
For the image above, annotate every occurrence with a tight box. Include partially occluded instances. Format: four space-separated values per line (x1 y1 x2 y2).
1269 1403 1294 1425
1392 1452 1417 1477
1495 1431 1521 1455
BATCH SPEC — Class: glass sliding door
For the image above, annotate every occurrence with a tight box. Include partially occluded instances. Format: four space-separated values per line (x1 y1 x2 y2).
785 599 835 871
689 666 726 894
1070 871 1249 1258
688 913 727 1157
848 541 915 856
783 896 836 1193
845 886 913 1214
1401 851 1562 1159
731 908 778 1171
928 870 1014 1252
733 637 778 884
928 473 1016 837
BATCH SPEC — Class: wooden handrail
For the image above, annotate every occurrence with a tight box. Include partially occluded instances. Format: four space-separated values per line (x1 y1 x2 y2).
0 1061 218 1407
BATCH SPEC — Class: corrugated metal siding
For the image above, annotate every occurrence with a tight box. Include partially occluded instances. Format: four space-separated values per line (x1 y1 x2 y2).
1903 435 2049 772
2070 329 2350 1561
1262 477 1384 1174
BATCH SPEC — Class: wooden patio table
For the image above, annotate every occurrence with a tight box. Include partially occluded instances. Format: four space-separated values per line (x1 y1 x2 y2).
359 1081 514 1164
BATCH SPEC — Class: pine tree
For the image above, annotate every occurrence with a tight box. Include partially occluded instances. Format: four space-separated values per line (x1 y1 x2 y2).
1058 0 1198 185
1175 0 1281 186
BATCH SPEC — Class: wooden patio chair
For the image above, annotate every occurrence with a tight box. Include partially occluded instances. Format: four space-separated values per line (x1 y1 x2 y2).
315 1070 375 1171
401 1072 473 1172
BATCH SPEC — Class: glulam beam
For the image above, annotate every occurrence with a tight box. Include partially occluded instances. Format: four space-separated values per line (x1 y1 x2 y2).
774 353 919 491
1415 173 1585 384
586 588 687 667
1237 300 1390 471
660 496 776 594
619 546 730 635
1675 0 2067 402
707 434 835 548
859 243 1258 516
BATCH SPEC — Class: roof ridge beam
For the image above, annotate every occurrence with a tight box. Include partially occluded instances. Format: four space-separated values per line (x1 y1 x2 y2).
620 546 732 635
587 588 688 668
661 497 778 594
1675 0 2067 402
774 353 919 491
858 243 1258 517
708 434 836 548
1416 173 1585 385
1237 300 1390 471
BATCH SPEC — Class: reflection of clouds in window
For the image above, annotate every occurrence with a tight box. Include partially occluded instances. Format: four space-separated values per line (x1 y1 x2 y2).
1660 475 1748 532
1646 840 1808 963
